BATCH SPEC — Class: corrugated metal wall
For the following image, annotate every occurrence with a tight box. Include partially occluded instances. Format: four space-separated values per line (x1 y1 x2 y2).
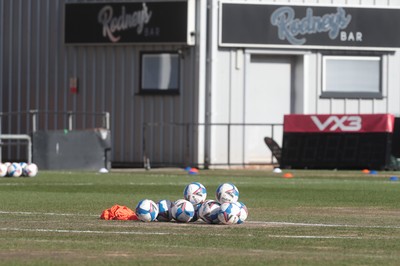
0 0 200 166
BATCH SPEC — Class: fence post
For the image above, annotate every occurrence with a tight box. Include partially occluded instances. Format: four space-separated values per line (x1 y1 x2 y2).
30 110 38 133
227 124 231 166
68 111 74 130
185 123 190 167
103 112 110 130
0 113 2 162
142 123 150 170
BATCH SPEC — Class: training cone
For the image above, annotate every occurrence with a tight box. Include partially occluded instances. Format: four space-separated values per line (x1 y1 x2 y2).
272 167 282 173
99 168 109 174
282 173 294 179
390 176 399 181
369 170 378 175
188 168 199 175
362 169 370 174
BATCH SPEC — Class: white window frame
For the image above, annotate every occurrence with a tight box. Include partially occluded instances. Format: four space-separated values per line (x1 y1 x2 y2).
321 55 382 99
139 52 180 95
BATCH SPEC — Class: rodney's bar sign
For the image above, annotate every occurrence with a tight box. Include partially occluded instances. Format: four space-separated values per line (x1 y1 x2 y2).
220 2 400 49
270 6 352 46
65 1 194 45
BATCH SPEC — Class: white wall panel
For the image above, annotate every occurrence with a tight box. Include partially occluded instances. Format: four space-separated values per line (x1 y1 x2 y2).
359 100 374 113
210 50 231 165
374 0 390 6
343 99 359 114
330 99 346 114
346 0 362 5
228 50 245 164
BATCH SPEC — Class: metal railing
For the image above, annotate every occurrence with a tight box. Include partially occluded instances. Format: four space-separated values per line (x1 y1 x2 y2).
142 122 283 168
0 110 110 163
0 134 32 163
28 110 110 132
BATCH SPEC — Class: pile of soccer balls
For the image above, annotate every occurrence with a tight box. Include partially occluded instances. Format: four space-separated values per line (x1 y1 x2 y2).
0 162 38 178
135 182 248 225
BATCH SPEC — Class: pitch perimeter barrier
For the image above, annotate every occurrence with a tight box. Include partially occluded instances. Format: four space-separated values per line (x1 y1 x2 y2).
0 110 110 165
280 114 399 170
142 122 283 169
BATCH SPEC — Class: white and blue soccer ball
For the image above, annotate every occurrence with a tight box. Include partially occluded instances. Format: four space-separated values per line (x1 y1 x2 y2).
216 183 239 204
198 200 221 224
184 182 207 205
234 201 248 224
24 163 38 177
0 163 7 177
171 199 194 223
190 203 202 222
157 199 173 222
135 199 159 222
3 162 11 176
19 162 28 175
7 162 23 177
218 202 241 225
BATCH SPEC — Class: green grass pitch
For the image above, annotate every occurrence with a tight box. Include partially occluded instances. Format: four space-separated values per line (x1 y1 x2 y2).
0 168 400 265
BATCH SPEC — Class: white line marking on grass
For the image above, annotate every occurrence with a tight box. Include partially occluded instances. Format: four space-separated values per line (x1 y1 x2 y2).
0 183 95 186
0 227 388 240
2 210 400 230
247 221 400 229
268 235 363 239
0 227 171 236
0 183 26 186
0 211 98 217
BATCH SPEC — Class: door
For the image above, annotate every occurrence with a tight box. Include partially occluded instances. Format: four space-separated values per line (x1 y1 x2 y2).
244 54 293 164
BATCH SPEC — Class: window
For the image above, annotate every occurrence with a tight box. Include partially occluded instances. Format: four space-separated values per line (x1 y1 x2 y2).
140 52 180 94
321 55 382 99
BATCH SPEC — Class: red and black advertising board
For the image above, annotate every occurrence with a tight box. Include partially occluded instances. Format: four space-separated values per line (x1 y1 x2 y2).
281 114 397 169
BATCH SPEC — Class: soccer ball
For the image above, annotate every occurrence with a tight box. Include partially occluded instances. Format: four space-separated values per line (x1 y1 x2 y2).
157 199 173 222
184 182 207 205
218 202 241 225
216 183 239 204
190 203 202 222
171 199 194 223
3 162 11 173
7 162 22 177
19 162 28 175
24 163 38 177
234 201 248 224
198 200 221 224
135 199 159 222
0 163 7 177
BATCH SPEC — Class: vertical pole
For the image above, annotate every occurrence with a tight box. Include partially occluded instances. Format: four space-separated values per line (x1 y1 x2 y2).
68 111 73 131
27 136 32 164
0 113 2 162
227 124 231 167
271 124 275 164
31 110 38 133
186 123 190 167
142 123 148 170
103 112 110 130
271 124 275 142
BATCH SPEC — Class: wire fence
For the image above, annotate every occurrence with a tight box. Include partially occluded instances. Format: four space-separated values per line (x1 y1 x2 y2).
1 110 283 168
142 122 284 169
